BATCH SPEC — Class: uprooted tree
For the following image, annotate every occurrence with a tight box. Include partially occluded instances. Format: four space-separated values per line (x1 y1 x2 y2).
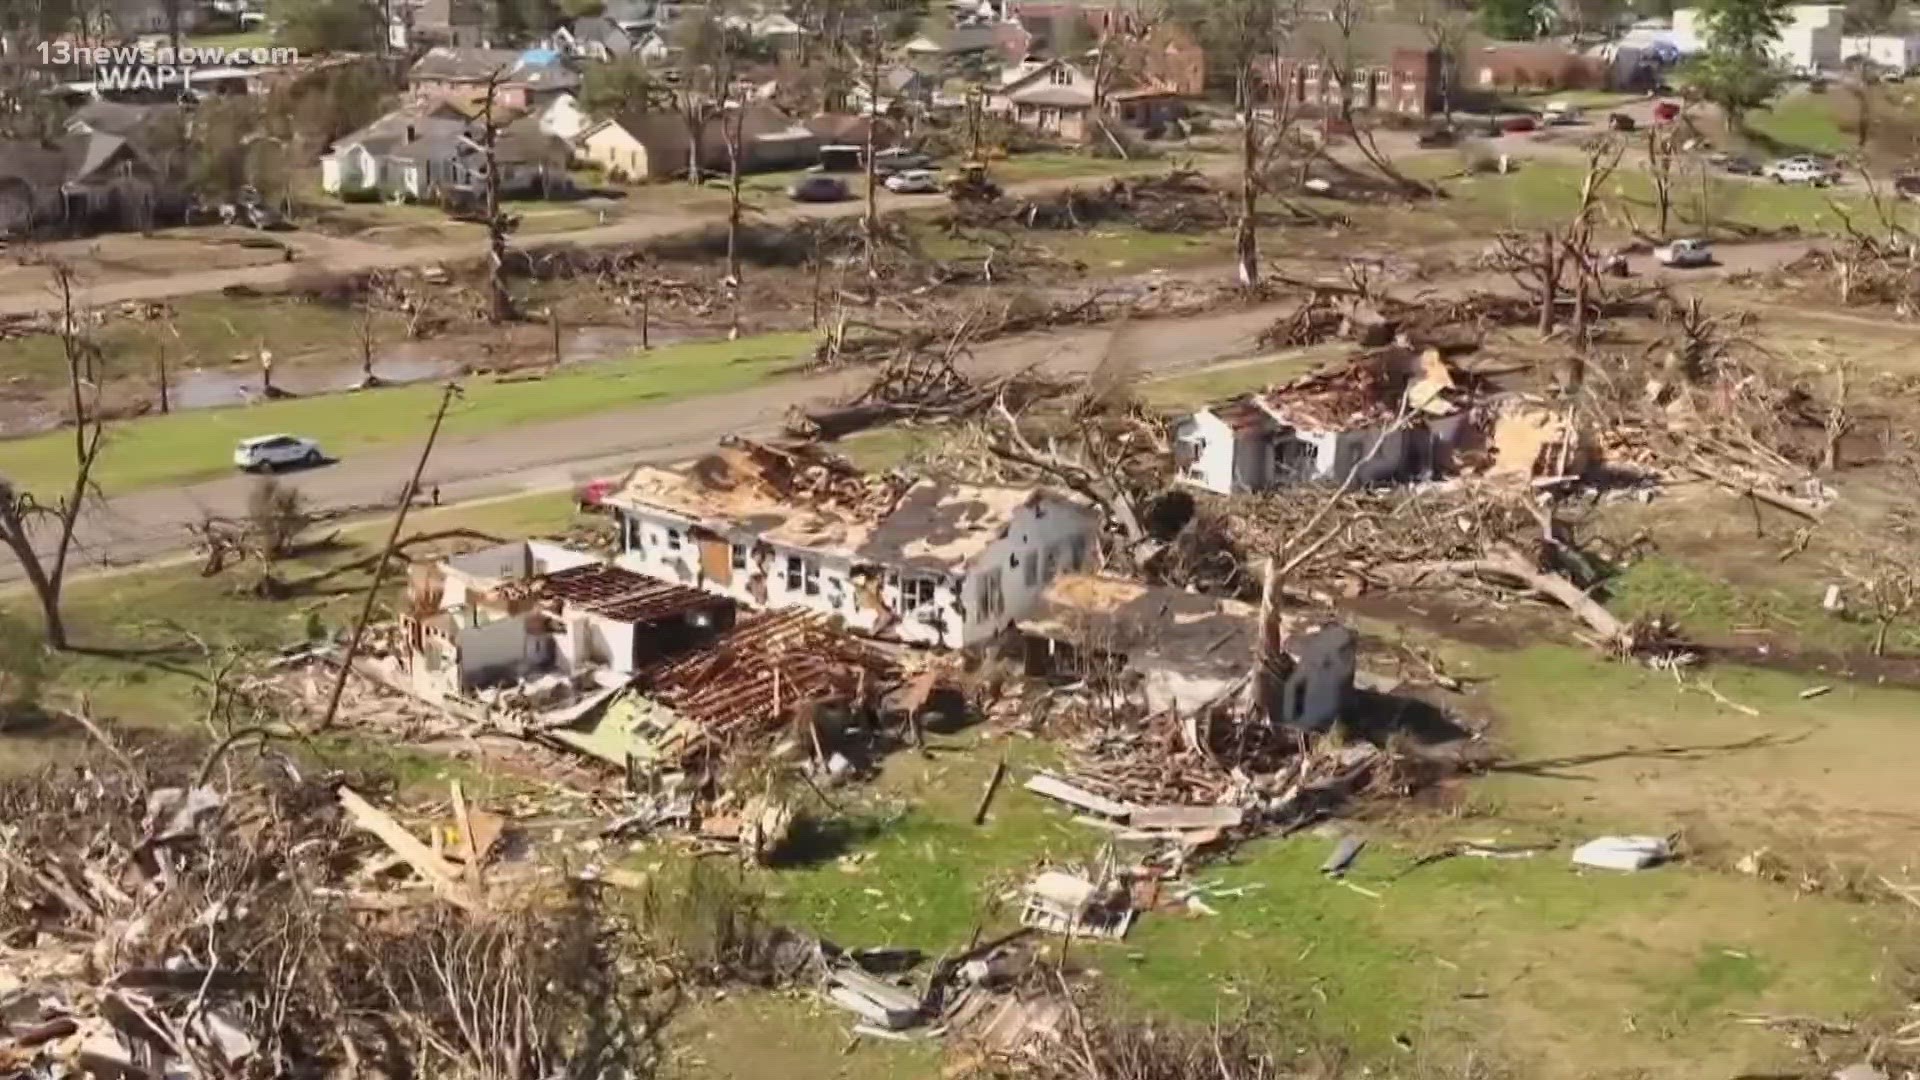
0 261 107 651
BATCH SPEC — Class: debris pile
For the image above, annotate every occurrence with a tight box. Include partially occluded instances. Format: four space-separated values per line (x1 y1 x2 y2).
945 170 1235 235
0 739 648 1079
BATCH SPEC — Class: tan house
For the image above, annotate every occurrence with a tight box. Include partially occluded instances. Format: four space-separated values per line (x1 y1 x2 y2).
577 105 818 181
577 112 693 181
988 57 1179 140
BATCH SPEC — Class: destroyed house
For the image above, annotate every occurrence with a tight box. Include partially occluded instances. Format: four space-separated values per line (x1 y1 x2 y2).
400 540 733 700
606 442 1101 649
1173 353 1472 496
549 608 890 771
1018 573 1354 728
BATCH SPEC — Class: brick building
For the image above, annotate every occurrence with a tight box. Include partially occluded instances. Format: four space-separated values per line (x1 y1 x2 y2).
1261 46 1444 117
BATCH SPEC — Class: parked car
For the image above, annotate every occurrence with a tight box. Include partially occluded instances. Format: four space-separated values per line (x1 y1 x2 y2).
1543 101 1584 125
871 147 934 175
233 434 324 472
1653 237 1713 267
788 175 852 202
883 168 941 194
574 477 617 511
1709 153 1762 175
1763 158 1838 186
1501 115 1538 134
1608 112 1637 131
1895 173 1920 202
1415 125 1458 148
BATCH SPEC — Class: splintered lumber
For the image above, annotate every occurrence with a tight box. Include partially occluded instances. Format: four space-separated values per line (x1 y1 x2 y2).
825 967 921 1030
1023 773 1134 820
972 758 1008 826
1128 805 1244 831
336 786 479 911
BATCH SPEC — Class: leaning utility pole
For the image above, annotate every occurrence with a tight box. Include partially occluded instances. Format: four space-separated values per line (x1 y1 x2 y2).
313 382 461 733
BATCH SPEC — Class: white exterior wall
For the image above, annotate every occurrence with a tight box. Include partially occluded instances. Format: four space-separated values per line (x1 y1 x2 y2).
1324 425 1415 485
1843 34 1920 70
1173 412 1239 495
539 93 590 140
614 498 1096 649
954 500 1096 648
1279 625 1356 730
457 614 536 690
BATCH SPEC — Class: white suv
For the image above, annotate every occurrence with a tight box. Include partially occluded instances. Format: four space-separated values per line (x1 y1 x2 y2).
1765 158 1838 186
234 434 324 472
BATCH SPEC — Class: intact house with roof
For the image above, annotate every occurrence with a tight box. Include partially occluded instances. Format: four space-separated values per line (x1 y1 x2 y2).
389 0 488 50
604 443 1101 650
399 539 736 702
1172 351 1473 496
1017 573 1356 729
987 56 1181 140
319 103 572 200
406 47 582 112
576 104 818 181
0 119 189 237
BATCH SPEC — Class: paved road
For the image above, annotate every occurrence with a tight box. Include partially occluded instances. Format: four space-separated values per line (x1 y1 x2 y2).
0 235 1816 586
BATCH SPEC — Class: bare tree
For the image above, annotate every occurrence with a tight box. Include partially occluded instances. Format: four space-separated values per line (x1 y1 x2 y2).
478 70 517 325
1839 552 1919 655
1174 0 1301 288
1645 123 1680 239
1491 136 1624 340
1319 0 1435 196
1404 0 1472 124
722 87 749 339
0 262 107 650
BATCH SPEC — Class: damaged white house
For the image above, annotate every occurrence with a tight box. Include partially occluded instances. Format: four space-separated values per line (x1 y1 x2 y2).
605 442 1101 649
1173 352 1473 496
1017 573 1356 729
399 539 734 702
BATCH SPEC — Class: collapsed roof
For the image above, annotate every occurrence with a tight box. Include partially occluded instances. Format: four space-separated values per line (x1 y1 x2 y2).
609 440 1091 573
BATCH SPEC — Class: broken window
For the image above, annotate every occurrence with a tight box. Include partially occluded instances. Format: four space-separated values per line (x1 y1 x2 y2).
976 570 1006 621
1291 678 1309 721
1068 535 1088 570
899 575 937 613
1273 437 1318 483
1175 436 1205 481
786 554 820 596
1049 65 1072 85
731 542 748 570
1043 547 1058 580
1023 549 1039 589
623 514 641 553
665 529 683 552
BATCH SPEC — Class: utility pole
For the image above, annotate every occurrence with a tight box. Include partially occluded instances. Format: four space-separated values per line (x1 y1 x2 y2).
314 382 461 733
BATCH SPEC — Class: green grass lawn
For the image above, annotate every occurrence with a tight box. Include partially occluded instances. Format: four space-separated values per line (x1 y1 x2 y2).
7 462 1920 1078
0 490 578 779
1138 346 1340 409
1741 90 1858 157
183 29 277 51
717 644 1920 1078
0 332 814 496
0 293 402 391
1437 158 1886 237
